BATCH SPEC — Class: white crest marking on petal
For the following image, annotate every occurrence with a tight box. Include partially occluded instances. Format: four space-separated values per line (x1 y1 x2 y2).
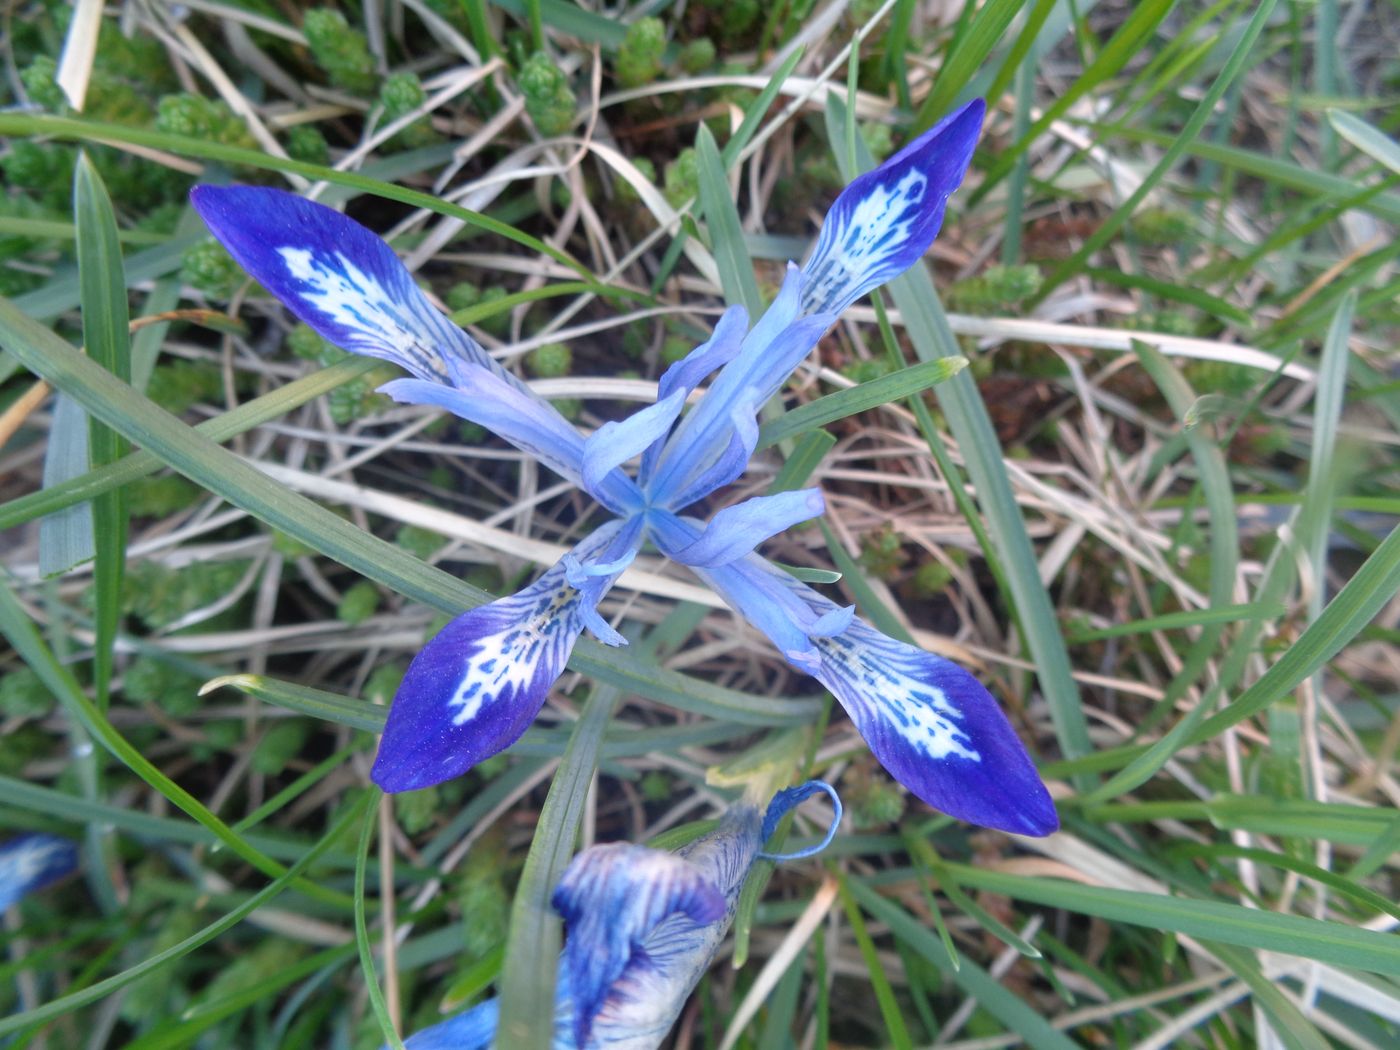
448 582 581 728
802 167 929 315
275 245 482 385
816 630 980 762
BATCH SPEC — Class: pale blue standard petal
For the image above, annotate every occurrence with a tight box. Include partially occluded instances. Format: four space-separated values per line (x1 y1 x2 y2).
0 834 78 911
648 267 834 509
191 185 514 389
372 518 643 792
799 99 985 317
668 488 825 568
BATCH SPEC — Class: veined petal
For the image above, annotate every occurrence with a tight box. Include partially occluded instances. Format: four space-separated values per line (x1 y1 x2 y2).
669 488 824 568
675 546 1057 837
553 844 726 1048
812 618 1058 837
798 99 984 317
380 373 585 486
638 306 746 486
648 267 833 508
372 519 643 792
581 390 686 505
661 386 760 513
191 185 511 388
400 1000 500 1050
0 834 78 911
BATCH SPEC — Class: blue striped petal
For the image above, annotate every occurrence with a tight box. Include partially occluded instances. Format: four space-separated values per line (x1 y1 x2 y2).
0 834 78 911
673 546 1058 837
669 488 825 567
191 185 518 389
553 843 728 1048
799 99 984 317
372 519 642 792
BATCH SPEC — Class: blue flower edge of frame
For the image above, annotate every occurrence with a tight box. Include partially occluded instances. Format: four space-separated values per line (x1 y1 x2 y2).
397 782 842 1050
0 834 79 912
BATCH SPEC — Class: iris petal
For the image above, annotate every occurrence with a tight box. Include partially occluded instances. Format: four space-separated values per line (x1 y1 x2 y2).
191 185 517 389
581 390 686 506
553 843 727 1048
669 488 825 567
0 834 79 911
371 519 642 792
671 544 1058 837
799 99 984 317
649 267 833 507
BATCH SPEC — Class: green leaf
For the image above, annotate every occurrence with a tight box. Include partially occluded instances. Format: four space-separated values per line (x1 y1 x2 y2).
74 152 132 711
836 875 914 1050
913 0 1023 130
945 863 1400 975
497 684 620 1048
1328 109 1400 176
695 123 762 317
756 358 967 450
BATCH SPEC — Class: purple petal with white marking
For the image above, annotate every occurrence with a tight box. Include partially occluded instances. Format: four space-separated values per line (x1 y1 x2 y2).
672 544 1057 836
371 519 642 792
799 99 984 317
553 843 727 1048
812 618 1058 837
670 488 825 567
191 185 516 389
0 834 78 911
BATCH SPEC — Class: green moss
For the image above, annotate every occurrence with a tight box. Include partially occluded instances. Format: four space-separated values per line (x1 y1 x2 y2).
518 52 576 136
180 237 245 299
285 124 331 166
155 93 256 150
663 147 699 208
527 342 572 378
365 662 406 706
129 475 202 517
251 720 311 775
378 72 440 149
616 17 666 89
122 560 249 630
0 667 53 719
122 656 203 717
20 54 65 110
303 8 378 96
336 580 380 625
446 282 483 313
396 523 446 560
841 357 895 385
145 360 223 415
858 524 906 581
678 38 716 75
394 785 440 834
945 264 1044 315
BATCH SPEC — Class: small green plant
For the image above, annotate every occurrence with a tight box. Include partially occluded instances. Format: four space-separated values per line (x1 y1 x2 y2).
303 8 378 95
518 52 576 136
616 17 666 88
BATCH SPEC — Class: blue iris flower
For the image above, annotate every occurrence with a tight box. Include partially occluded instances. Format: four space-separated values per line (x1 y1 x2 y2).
395 782 842 1050
0 834 78 911
191 98 1058 837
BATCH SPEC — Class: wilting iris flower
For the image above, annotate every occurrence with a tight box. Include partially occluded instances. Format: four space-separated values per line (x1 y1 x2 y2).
397 781 842 1049
0 833 78 911
192 97 1057 837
